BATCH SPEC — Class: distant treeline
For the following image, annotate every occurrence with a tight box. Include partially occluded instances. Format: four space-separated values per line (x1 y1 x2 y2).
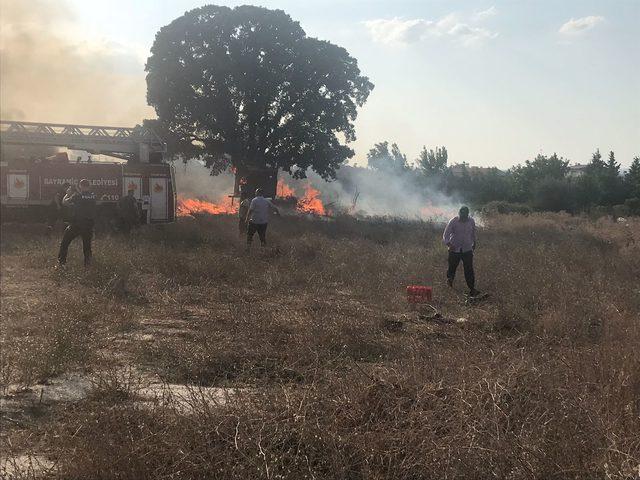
365 142 640 217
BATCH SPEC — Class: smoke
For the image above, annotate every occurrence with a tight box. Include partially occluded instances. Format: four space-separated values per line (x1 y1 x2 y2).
173 160 235 200
174 158 460 221
284 167 461 221
0 0 152 125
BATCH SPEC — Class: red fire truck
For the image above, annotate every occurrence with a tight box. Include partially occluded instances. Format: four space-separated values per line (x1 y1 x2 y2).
0 120 176 224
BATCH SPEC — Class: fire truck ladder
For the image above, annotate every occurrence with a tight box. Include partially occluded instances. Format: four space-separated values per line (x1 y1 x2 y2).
0 120 166 163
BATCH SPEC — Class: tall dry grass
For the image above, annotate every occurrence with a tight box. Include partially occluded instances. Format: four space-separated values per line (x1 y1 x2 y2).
1 213 638 479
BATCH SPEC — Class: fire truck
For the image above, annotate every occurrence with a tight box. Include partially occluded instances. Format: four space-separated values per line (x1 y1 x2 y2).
0 120 176 224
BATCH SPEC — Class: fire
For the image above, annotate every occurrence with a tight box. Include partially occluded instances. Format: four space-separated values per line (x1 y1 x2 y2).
296 183 326 216
277 179 295 198
419 203 451 220
177 195 238 216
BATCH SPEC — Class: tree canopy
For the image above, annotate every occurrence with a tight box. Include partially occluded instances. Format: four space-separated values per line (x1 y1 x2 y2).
417 146 448 176
626 156 640 198
359 139 639 216
587 149 606 175
510 153 570 201
366 141 408 172
146 5 373 178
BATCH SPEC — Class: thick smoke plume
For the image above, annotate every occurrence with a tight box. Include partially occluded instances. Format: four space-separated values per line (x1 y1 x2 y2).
0 0 152 125
286 168 460 221
174 161 235 200
176 160 460 221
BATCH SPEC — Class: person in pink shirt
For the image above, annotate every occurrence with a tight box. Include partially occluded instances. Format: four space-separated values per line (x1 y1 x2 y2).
443 206 480 296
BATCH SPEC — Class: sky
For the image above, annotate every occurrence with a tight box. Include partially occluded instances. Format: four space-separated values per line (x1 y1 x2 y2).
1 0 638 168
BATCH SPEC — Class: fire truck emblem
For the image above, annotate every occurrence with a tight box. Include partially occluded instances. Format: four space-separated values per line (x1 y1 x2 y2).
13 178 25 189
127 182 138 191
153 183 164 193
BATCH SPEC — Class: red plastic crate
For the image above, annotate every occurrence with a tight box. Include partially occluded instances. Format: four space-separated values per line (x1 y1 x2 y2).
406 285 432 303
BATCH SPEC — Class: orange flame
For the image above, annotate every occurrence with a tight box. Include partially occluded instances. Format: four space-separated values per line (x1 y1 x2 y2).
277 179 295 198
296 183 325 216
177 195 238 216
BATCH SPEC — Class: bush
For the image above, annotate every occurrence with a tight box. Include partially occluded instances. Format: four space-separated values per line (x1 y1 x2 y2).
612 204 631 219
624 197 640 215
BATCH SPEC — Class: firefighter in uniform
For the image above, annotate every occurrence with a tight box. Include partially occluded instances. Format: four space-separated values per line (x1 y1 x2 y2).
57 179 97 267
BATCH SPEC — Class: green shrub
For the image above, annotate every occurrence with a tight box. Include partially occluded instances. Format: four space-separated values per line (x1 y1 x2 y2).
612 204 631 218
624 197 640 215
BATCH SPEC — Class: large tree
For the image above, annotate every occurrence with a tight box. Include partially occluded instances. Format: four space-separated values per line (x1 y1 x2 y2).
146 5 373 178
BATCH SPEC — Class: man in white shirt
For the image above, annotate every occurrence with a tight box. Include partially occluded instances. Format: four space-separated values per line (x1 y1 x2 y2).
245 188 279 249
442 206 479 296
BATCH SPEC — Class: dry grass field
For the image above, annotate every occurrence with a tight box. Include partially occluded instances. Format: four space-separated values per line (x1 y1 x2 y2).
1 213 639 479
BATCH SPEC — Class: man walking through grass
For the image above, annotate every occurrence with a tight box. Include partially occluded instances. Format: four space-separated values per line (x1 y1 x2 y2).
443 206 480 296
57 179 96 267
245 188 279 249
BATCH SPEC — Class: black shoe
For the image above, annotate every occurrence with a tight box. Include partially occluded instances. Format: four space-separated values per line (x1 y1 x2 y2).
447 278 453 288
469 289 480 297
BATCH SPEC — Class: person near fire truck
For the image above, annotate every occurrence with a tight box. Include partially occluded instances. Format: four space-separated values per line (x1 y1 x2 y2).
57 179 97 267
245 188 279 249
117 188 140 234
443 206 480 297
46 182 71 232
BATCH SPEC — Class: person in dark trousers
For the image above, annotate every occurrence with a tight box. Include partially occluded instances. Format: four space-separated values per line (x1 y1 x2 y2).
117 188 140 234
443 206 480 296
47 183 70 232
57 179 97 267
245 188 279 249
238 191 251 237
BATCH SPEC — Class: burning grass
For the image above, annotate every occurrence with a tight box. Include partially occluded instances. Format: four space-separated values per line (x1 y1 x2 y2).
1 213 639 478
296 182 326 216
177 194 238 216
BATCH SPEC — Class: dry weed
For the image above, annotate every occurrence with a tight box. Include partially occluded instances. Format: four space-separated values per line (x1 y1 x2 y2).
1 214 638 478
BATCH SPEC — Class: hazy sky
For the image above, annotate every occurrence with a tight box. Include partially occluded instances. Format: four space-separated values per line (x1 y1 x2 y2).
2 0 639 168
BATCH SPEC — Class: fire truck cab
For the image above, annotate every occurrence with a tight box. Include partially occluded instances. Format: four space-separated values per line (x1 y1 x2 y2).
0 120 176 224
